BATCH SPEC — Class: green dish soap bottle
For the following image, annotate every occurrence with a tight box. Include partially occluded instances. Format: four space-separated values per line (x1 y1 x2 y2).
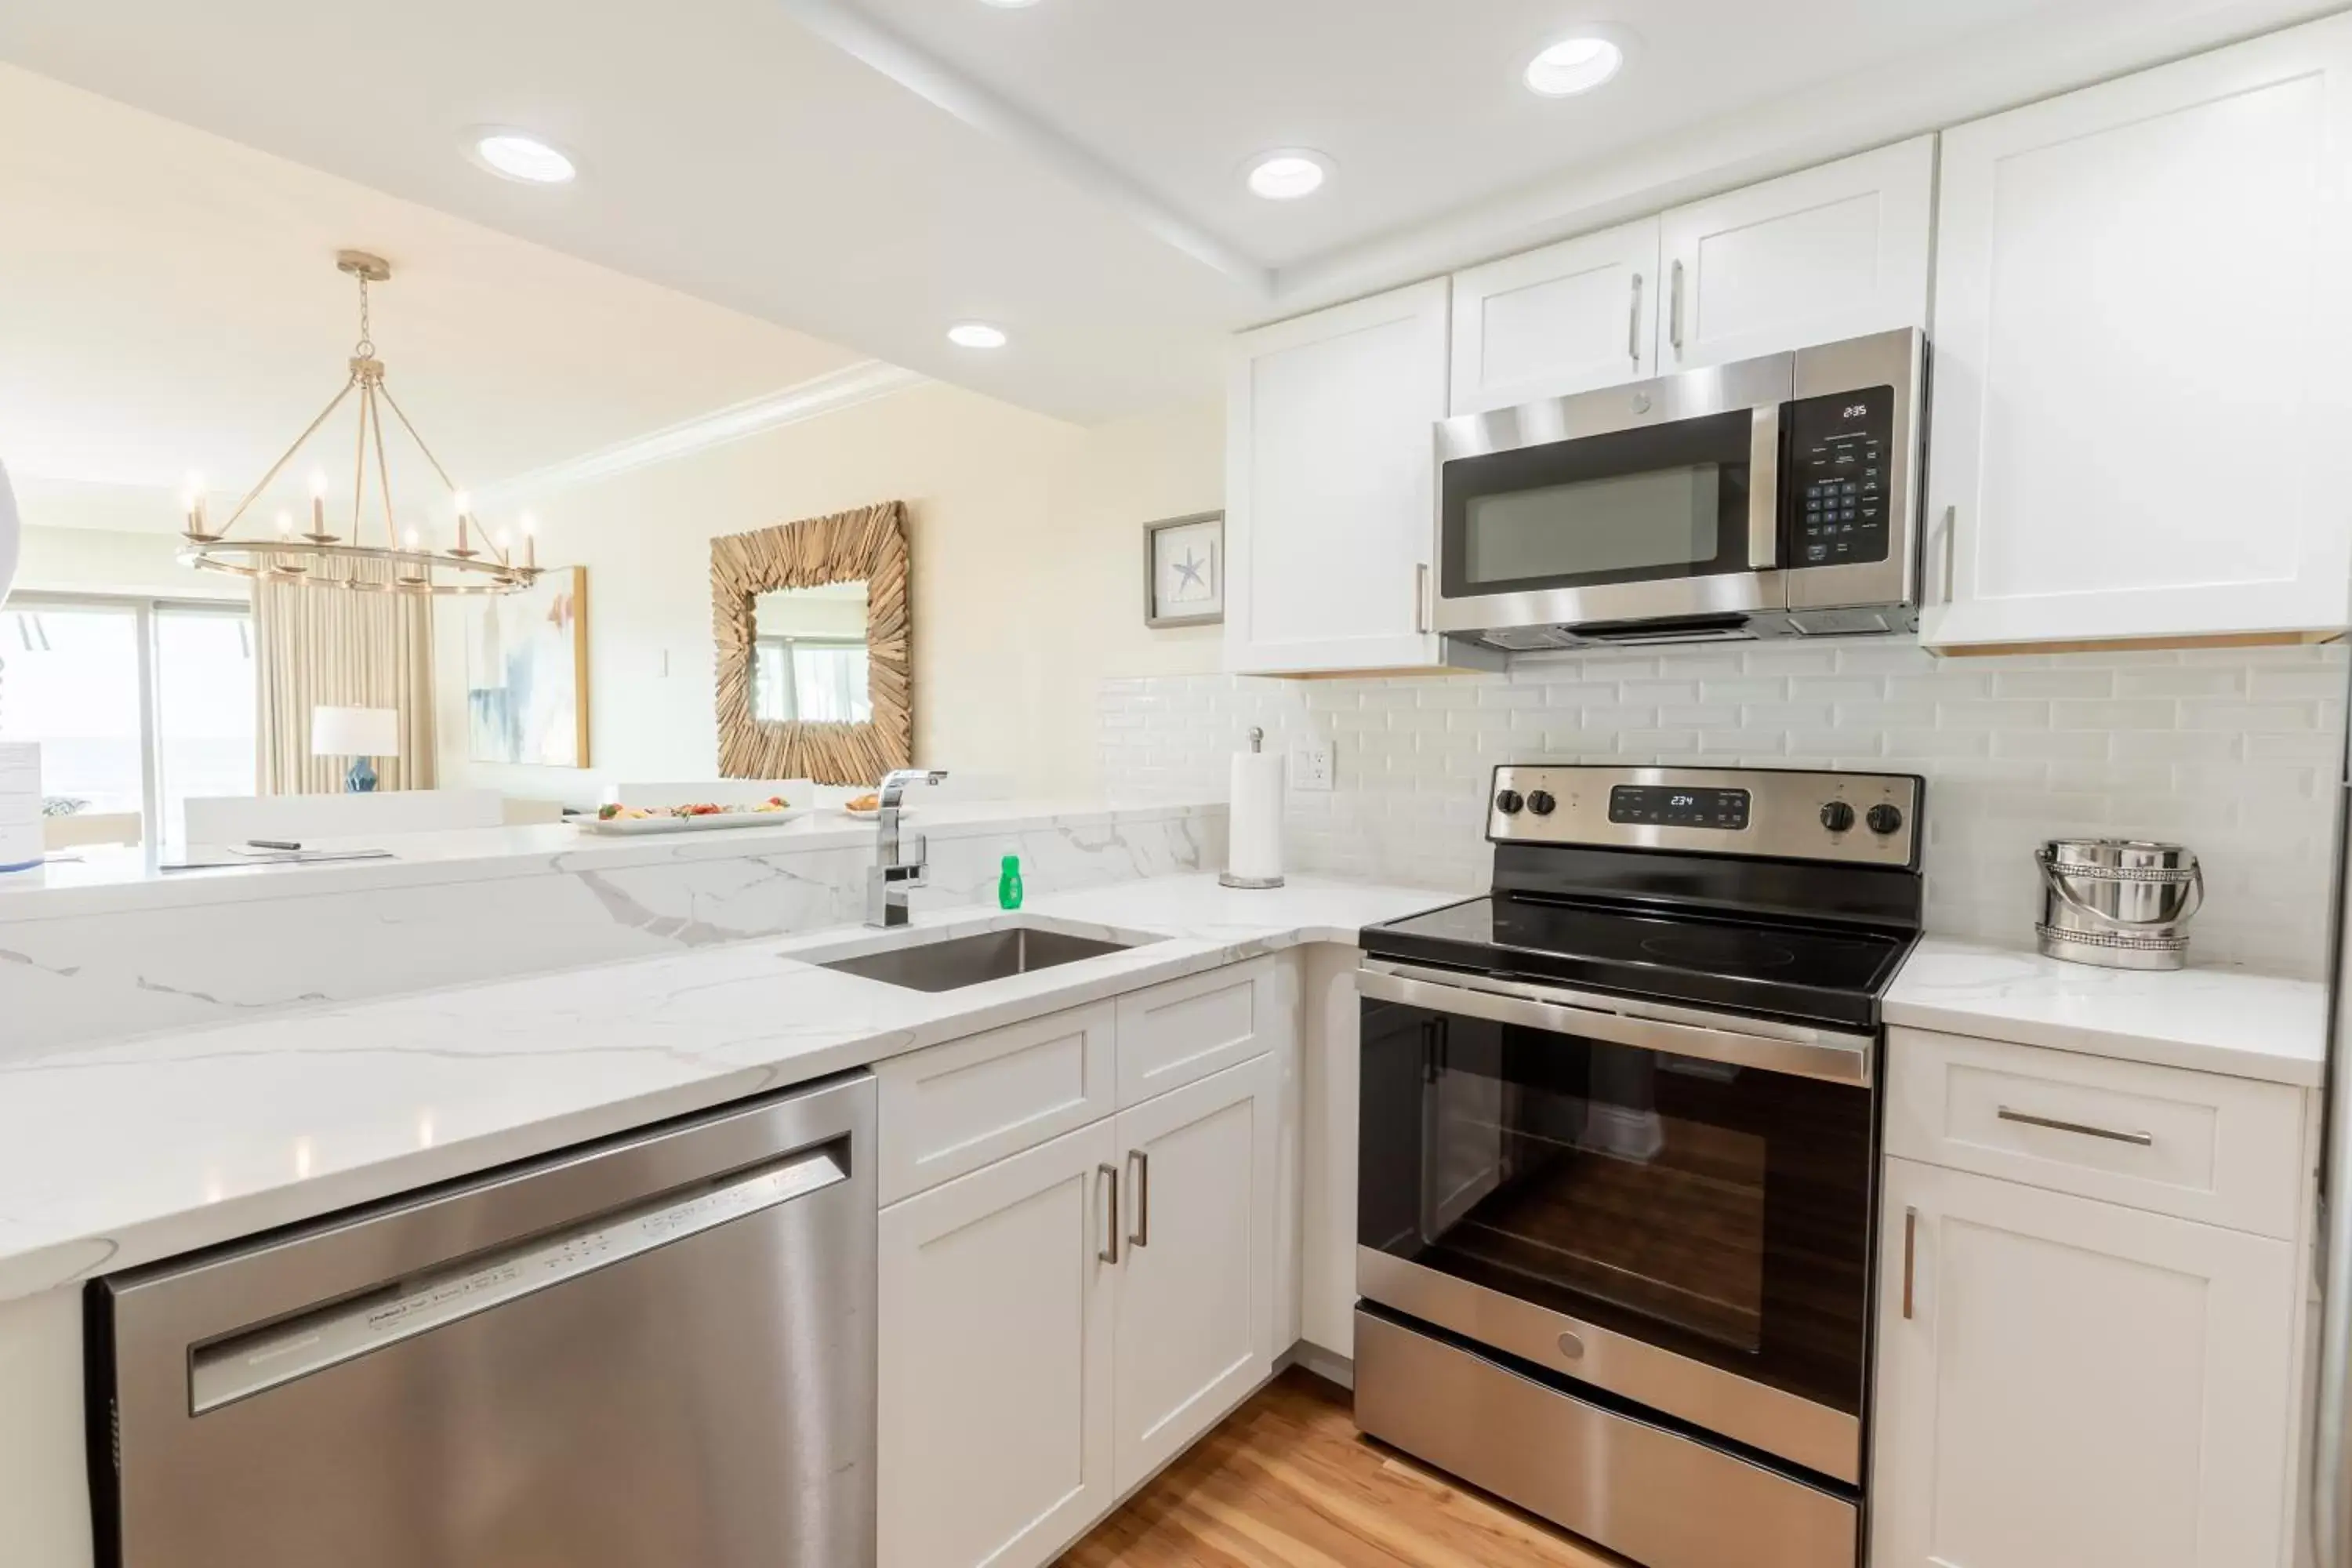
998 853 1024 911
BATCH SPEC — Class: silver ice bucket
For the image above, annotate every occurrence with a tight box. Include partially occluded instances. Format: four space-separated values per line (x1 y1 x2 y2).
2034 838 2203 971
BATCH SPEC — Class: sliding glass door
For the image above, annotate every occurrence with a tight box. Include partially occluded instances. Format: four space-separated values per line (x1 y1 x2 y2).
0 593 255 848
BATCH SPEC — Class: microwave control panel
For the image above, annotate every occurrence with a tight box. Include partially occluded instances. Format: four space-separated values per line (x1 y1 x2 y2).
1788 385 1894 568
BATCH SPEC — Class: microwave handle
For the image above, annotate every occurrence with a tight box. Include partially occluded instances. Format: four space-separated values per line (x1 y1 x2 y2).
1748 404 1781 572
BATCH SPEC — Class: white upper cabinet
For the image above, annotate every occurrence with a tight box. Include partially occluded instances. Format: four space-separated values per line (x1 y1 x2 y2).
1658 136 1933 372
1226 280 1457 675
1923 16 2352 649
1448 217 1661 415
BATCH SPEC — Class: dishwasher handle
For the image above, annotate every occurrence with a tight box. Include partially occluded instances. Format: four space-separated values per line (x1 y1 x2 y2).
190 1139 850 1414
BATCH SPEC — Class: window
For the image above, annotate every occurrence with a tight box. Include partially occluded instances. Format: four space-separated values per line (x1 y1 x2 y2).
0 593 255 848
753 637 872 725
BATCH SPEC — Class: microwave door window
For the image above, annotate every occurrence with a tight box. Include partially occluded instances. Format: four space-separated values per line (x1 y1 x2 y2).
1464 465 1720 587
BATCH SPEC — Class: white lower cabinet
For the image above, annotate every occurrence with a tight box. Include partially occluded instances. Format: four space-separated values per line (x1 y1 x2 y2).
878 1120 1118 1568
1871 1156 2299 1568
880 1030 1279 1568
1111 1052 1278 1491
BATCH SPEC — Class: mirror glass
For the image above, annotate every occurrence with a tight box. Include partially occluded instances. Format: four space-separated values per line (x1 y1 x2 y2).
753 581 872 724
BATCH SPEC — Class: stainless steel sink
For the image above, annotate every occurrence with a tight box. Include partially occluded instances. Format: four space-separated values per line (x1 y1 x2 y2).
816 927 1142 992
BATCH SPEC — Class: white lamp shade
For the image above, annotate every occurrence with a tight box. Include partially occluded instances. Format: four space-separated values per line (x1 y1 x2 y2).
311 705 401 758
0 456 19 607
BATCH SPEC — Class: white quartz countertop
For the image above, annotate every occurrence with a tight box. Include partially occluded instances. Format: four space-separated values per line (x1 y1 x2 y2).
0 873 1453 1305
1884 937 2328 1087
0 797 1220 923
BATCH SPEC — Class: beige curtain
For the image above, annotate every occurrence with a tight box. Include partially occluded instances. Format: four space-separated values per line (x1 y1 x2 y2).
254 563 439 793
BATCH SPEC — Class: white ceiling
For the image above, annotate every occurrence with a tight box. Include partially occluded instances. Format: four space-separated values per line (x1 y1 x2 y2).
0 0 2338 429
0 61 865 534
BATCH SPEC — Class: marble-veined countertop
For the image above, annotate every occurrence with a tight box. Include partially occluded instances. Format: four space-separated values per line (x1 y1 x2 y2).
1886 936 2328 1087
0 873 1457 1305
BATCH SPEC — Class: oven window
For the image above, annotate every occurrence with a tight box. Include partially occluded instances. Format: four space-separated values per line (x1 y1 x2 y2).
1441 408 1761 597
1359 996 1871 1416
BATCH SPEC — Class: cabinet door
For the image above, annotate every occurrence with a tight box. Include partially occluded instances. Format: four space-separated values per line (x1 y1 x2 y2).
1226 281 1451 674
879 1120 1118 1568
1449 217 1660 414
1659 136 1932 372
1871 1157 2297 1568
1110 1053 1277 1491
1923 17 2352 648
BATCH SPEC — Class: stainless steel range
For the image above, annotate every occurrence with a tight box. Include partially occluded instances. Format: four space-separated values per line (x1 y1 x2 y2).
1352 764 1923 1568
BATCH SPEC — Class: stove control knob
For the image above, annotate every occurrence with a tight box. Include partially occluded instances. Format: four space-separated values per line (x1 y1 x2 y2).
1495 789 1525 816
1527 789 1557 816
1819 800 1856 833
1867 803 1905 836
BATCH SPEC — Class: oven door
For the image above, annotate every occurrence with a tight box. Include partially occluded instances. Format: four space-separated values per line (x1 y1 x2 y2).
1356 964 1874 1484
1434 351 1791 637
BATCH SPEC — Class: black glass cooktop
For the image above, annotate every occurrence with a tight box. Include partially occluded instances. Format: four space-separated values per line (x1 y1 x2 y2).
1362 894 1911 1029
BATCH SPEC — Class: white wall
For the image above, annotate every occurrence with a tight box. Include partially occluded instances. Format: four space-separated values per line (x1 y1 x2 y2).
1102 641 2350 979
434 385 1224 804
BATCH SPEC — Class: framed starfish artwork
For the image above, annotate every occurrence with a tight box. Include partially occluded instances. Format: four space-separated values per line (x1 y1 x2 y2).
1143 510 1224 629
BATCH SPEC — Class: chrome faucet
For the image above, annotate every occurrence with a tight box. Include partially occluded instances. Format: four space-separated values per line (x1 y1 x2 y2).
866 768 947 927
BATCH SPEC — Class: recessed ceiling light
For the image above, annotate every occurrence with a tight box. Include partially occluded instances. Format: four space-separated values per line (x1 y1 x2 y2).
1246 151 1330 201
947 321 1008 349
1524 34 1626 96
469 130 577 185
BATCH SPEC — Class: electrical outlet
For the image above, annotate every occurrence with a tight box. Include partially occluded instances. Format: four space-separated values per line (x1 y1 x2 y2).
1290 739 1334 793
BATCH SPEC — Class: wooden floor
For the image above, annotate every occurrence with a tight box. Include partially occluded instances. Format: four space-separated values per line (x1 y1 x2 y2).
1054 1369 1628 1567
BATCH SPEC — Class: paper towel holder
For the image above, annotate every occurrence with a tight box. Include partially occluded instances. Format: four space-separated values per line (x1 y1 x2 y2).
1219 727 1285 891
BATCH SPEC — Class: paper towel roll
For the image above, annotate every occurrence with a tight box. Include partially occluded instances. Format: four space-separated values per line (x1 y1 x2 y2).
1221 749 1285 890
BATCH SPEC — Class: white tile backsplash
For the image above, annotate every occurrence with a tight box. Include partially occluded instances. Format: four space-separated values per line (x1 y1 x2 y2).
1100 640 2350 978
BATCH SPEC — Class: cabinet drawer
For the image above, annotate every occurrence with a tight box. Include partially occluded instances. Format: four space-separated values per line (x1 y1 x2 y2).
877 1002 1116 1205
1116 958 1275 1106
1886 1028 2306 1238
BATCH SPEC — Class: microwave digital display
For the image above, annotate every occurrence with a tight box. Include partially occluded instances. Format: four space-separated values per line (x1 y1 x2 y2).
1609 785 1751 829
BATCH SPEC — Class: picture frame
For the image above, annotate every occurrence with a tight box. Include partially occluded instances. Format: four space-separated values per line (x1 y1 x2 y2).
1143 510 1224 629
465 565 590 768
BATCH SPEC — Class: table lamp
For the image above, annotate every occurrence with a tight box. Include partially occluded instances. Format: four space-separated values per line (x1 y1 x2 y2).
311 706 399 793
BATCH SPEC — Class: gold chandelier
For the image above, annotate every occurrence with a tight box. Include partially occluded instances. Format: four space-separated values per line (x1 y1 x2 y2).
178 249 542 596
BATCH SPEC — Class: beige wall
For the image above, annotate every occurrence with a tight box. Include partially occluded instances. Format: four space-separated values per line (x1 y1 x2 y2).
12 525 247 602
434 383 1223 803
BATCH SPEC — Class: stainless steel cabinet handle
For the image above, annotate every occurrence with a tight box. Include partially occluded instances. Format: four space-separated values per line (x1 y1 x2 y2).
1127 1149 1151 1249
1996 1106 2155 1147
1668 260 1684 355
1902 1207 1918 1320
1414 562 1431 635
1627 273 1643 369
1098 1162 1120 1265
1938 505 1958 605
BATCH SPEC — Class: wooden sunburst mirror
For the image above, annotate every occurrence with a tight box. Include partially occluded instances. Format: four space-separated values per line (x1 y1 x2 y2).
712 500 912 785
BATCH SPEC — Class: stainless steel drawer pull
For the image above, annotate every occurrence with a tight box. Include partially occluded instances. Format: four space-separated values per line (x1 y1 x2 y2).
190 1141 849 1413
1127 1149 1151 1249
1556 1330 1586 1360
1901 1207 1918 1320
1626 273 1642 368
1996 1106 2154 1147
1098 1163 1120 1265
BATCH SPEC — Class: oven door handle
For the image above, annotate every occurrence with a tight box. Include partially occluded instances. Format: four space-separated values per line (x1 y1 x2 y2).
1356 967 1872 1087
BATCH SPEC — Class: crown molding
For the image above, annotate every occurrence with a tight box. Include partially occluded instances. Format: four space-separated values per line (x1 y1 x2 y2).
477 359 928 501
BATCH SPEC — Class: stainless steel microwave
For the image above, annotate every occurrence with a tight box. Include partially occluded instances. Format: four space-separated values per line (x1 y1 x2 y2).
1434 328 1926 651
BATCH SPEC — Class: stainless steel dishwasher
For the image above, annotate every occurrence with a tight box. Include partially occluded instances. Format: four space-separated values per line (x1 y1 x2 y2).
87 1070 875 1568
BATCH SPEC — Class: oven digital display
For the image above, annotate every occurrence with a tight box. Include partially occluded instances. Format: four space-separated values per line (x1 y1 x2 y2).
1608 785 1751 829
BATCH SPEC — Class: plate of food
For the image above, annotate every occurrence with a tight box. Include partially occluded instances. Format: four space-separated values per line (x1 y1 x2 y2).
582 797 815 836
840 792 895 822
